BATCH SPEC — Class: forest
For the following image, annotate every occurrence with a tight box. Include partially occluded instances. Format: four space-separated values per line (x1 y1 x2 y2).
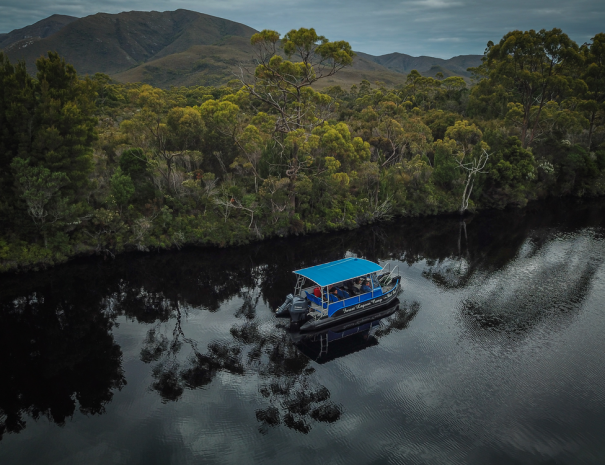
1 27 604 271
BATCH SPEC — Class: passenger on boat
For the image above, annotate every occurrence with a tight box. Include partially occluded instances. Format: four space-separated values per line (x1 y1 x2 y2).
361 280 372 294
353 278 362 293
329 288 340 302
336 287 350 299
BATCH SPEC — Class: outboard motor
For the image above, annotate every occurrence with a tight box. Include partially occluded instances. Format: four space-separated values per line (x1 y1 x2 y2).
289 296 309 327
275 294 294 318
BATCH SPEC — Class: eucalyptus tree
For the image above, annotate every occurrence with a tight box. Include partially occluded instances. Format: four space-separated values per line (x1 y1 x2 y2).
239 28 355 181
434 121 491 214
357 102 432 167
580 33 605 150
1 52 96 199
482 28 580 148
398 70 442 110
10 158 69 246
197 99 272 192
121 85 204 194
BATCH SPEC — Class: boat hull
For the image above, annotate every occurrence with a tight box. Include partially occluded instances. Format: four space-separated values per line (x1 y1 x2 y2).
291 299 400 342
298 280 401 333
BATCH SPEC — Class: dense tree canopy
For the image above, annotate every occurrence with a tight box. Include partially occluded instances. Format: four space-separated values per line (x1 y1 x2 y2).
1 26 605 272
1 52 96 247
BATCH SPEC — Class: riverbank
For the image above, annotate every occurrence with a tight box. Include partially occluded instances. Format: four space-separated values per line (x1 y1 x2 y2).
2 195 603 275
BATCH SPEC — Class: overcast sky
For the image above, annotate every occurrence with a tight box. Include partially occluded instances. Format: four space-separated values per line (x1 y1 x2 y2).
1 0 604 58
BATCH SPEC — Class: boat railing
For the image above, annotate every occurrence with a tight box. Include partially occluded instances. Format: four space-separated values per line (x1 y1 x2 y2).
379 263 399 287
303 288 383 317
309 305 328 320
299 272 396 319
294 274 306 296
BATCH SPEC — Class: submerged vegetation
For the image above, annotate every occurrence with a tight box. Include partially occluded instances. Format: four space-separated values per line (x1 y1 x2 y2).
1 27 605 271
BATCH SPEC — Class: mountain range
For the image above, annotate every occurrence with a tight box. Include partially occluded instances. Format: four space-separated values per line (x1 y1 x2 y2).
1 10 483 89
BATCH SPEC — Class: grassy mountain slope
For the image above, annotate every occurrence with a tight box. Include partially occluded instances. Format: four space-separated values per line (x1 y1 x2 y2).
3 9 479 88
314 54 411 89
360 52 482 77
445 54 484 71
113 36 255 87
0 14 77 50
4 9 257 75
114 37 410 89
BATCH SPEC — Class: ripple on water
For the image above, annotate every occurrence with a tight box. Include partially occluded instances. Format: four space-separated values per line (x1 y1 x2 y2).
2 202 605 465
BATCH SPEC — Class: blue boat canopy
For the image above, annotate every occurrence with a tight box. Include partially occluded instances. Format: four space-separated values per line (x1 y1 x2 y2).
294 258 383 287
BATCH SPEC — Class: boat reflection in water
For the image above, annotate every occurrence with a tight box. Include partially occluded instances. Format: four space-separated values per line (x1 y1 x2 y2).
289 299 401 363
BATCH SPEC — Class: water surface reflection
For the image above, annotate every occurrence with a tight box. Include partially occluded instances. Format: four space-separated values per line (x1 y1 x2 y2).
1 198 604 464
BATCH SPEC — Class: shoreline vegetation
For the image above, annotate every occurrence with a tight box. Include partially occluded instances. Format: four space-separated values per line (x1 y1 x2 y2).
1 27 605 273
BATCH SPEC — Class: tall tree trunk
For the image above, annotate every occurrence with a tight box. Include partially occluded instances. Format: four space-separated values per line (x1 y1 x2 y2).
587 110 596 151
521 119 529 149
459 173 474 215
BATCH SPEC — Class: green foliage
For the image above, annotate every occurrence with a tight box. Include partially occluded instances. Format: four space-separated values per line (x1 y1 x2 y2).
110 168 135 208
119 148 148 179
580 33 605 150
478 28 581 147
313 122 371 169
478 135 536 208
3 25 605 272
33 52 97 195
0 51 96 242
491 138 535 185
11 157 70 225
433 139 460 189
558 144 600 194
423 110 459 141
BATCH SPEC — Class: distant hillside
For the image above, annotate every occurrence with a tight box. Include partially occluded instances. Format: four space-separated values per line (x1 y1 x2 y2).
113 36 256 87
2 9 482 88
114 36 413 89
3 9 257 76
359 52 482 78
0 14 77 50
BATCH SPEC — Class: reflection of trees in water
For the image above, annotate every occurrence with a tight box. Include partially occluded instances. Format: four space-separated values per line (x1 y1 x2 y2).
459 238 603 337
421 215 542 290
414 208 604 338
1 198 603 438
143 315 246 403
252 328 344 434
419 201 605 295
253 333 340 434
135 300 342 433
254 301 420 433
134 289 421 434
374 301 420 338
0 285 126 441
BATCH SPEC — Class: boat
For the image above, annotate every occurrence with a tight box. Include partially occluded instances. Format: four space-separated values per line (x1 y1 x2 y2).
275 257 401 332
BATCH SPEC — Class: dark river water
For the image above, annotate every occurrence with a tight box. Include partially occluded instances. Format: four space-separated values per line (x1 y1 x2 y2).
1 199 605 465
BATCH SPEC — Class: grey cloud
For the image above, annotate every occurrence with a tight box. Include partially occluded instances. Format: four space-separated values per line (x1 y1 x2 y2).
0 0 603 58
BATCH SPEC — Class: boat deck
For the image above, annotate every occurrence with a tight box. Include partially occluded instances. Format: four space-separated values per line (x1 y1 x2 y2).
301 278 400 320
